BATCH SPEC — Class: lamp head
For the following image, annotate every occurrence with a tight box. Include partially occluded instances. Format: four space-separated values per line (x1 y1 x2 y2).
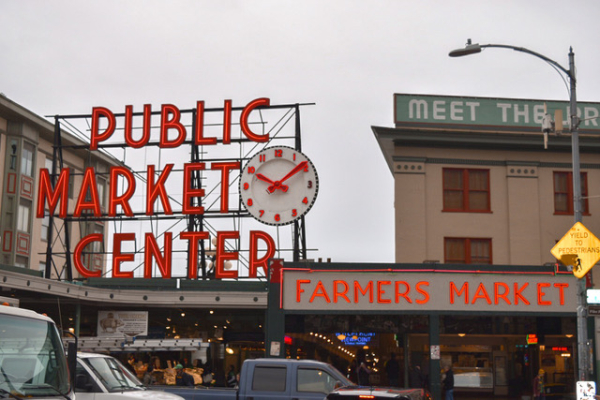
449 38 482 57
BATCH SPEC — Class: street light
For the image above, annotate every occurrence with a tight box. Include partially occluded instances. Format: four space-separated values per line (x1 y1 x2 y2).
449 39 589 381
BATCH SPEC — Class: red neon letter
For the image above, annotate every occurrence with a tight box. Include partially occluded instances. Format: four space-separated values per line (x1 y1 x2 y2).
144 233 172 279
377 281 392 304
74 168 102 217
215 231 239 279
90 107 116 150
514 282 530 305
182 163 206 214
296 280 311 303
73 234 103 278
37 168 69 218
180 231 210 279
354 281 374 303
240 98 270 142
160 104 186 148
212 162 240 213
222 100 232 144
395 281 412 304
449 282 469 304
333 280 350 303
112 233 135 278
415 281 430 304
537 283 552 306
309 281 331 303
494 282 511 305
194 101 217 145
249 230 276 278
554 283 569 305
146 164 173 215
124 104 152 148
471 283 492 305
109 166 135 216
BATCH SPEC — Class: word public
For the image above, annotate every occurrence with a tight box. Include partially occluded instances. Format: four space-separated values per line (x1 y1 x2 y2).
37 98 276 280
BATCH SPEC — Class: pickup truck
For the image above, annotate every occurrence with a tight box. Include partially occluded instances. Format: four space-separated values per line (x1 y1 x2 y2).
74 352 184 400
158 358 353 400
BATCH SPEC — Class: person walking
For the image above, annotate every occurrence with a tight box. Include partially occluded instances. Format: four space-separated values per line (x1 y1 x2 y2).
226 365 237 387
356 349 371 386
442 365 454 400
409 364 425 388
533 369 545 400
385 352 400 387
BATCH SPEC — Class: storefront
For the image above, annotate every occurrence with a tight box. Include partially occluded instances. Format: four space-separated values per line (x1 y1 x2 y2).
266 261 579 400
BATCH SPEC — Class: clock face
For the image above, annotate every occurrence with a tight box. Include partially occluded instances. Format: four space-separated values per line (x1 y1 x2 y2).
239 146 319 226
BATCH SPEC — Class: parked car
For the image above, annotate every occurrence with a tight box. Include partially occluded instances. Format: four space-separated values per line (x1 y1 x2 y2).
325 386 432 400
75 352 185 400
158 358 352 400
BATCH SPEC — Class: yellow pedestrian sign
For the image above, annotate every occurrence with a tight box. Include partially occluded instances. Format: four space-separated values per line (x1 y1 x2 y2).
551 222 600 279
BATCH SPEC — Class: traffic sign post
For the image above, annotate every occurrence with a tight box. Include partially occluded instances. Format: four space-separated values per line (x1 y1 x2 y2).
551 222 600 279
551 221 599 382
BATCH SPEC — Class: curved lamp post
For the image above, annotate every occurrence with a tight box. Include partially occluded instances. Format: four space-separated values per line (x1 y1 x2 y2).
449 39 589 381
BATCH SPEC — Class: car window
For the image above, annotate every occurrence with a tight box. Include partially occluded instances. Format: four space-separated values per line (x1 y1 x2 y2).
297 368 338 393
251 366 286 392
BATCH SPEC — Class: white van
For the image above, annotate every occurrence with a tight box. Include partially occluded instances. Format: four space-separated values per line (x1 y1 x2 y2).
75 352 184 400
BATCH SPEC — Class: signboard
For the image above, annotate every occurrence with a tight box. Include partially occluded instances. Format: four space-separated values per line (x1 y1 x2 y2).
394 93 600 133
335 332 376 346
587 289 600 304
576 381 595 400
551 222 600 279
282 270 577 313
39 99 310 281
430 345 440 360
526 334 538 345
97 311 148 337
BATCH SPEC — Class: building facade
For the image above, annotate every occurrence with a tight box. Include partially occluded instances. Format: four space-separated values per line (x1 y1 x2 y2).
0 93 118 279
367 93 600 398
373 93 600 270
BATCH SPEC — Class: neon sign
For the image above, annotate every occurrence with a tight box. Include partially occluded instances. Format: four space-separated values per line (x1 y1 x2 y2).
336 332 376 346
38 98 280 280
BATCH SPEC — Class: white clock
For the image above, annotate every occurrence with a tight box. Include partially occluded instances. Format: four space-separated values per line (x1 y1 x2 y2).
239 146 319 225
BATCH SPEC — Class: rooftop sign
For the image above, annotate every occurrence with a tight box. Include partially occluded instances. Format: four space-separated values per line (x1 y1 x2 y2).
394 93 600 133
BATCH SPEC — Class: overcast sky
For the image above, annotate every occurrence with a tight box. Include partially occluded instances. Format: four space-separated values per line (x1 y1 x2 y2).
2 0 600 267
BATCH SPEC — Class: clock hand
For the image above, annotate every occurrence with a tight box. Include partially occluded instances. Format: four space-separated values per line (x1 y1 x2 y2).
267 161 308 193
256 173 275 184
278 161 308 184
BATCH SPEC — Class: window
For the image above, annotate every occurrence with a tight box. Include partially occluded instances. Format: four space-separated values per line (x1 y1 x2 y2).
445 238 492 264
554 171 589 215
297 368 338 393
44 156 53 172
17 203 30 232
39 262 46 276
41 212 50 241
443 168 490 212
21 142 35 177
252 366 286 392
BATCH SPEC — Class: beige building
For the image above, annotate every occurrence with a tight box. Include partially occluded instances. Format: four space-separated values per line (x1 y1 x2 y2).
374 93 600 279
0 94 120 279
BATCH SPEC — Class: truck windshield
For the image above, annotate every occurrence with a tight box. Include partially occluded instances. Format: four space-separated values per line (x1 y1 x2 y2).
0 313 70 397
81 357 143 392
